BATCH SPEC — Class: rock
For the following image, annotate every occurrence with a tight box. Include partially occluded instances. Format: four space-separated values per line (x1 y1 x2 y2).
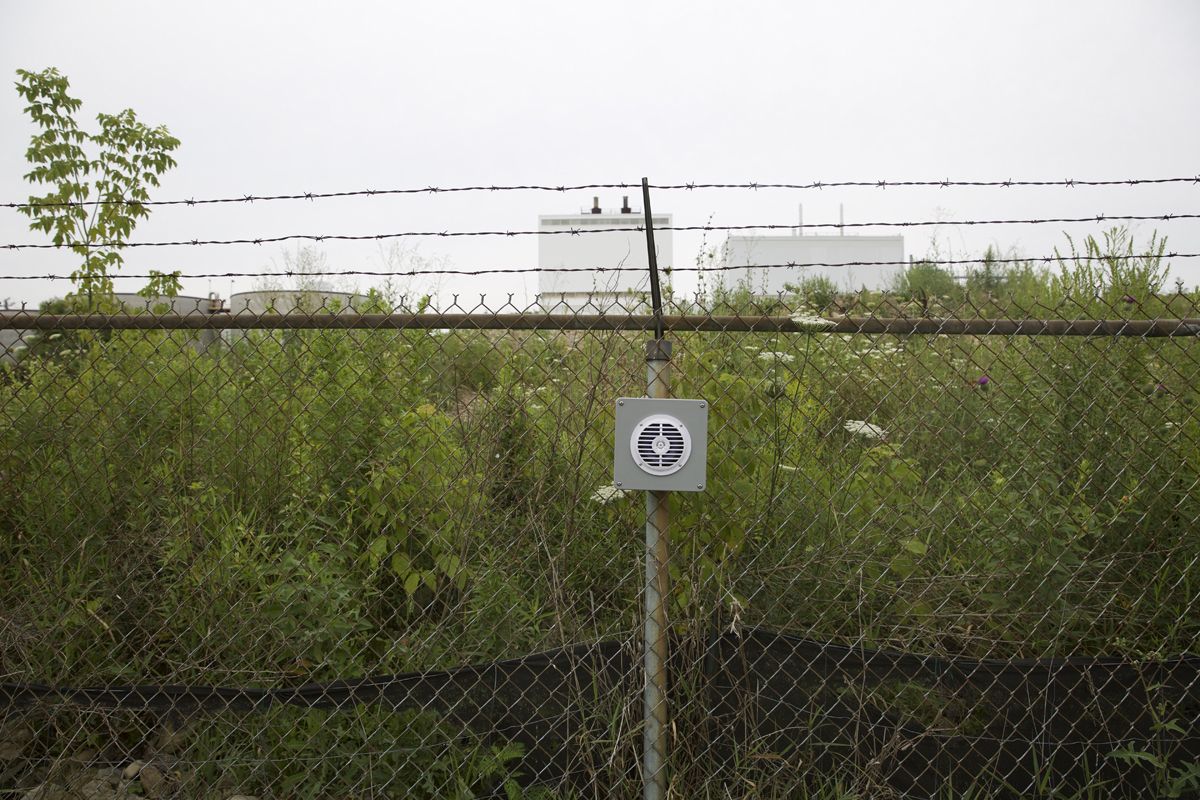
97 768 124 787
21 783 67 800
79 773 118 800
139 765 166 799
122 761 144 781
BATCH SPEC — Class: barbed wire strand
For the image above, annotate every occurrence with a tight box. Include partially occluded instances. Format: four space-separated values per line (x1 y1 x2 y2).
4 176 1199 209
4 212 1200 252
2 252 1199 282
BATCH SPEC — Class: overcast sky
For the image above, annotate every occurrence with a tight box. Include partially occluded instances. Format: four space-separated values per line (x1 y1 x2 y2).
1 0 1198 310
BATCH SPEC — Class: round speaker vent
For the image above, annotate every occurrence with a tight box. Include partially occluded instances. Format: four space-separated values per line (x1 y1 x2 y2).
630 414 692 475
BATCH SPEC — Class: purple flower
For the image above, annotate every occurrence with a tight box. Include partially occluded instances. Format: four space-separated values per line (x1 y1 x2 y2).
977 376 990 385
1123 295 1136 304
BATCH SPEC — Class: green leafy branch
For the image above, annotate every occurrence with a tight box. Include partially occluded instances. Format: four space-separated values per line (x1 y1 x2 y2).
15 67 182 301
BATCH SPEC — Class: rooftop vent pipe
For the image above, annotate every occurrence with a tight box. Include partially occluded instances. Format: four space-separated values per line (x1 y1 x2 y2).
621 196 631 214
592 197 601 214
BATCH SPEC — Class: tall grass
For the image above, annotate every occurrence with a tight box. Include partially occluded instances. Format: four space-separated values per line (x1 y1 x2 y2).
1 228 1197 797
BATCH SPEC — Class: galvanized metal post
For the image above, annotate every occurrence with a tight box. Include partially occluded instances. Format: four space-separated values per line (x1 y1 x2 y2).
641 176 670 800
643 338 671 800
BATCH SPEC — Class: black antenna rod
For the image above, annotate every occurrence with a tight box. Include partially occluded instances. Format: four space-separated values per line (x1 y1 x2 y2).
641 177 664 341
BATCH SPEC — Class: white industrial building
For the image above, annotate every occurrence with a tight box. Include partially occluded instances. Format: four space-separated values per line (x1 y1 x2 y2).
718 207 904 296
0 328 23 364
537 197 671 313
0 291 370 362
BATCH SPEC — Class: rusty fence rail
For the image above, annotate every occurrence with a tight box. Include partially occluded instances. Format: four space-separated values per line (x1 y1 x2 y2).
1 294 1199 799
7 311 1200 337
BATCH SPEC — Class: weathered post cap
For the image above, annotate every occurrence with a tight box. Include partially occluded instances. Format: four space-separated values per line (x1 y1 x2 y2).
645 339 672 362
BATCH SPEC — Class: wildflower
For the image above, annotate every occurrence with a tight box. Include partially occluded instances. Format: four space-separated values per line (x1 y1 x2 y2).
789 313 837 332
843 420 887 440
757 351 796 363
590 485 629 504
976 376 990 391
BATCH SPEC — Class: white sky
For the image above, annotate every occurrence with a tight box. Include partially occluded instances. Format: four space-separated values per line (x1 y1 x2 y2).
1 0 1198 310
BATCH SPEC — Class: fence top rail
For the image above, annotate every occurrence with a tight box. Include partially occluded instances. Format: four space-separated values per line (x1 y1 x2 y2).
3 312 1200 337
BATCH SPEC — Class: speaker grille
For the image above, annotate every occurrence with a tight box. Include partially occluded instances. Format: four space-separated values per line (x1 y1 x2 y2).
630 415 691 475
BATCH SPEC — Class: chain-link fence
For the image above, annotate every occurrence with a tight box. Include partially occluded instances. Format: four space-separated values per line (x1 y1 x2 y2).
2 288 1199 799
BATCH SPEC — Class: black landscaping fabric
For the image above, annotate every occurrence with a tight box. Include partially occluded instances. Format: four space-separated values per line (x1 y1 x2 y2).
3 628 1199 798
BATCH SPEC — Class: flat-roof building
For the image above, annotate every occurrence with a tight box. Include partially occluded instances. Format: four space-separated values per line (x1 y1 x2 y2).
719 206 903 295
537 197 671 313
719 234 905 296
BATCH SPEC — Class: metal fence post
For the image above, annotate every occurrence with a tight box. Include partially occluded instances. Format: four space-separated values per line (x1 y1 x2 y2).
641 176 670 800
643 338 672 800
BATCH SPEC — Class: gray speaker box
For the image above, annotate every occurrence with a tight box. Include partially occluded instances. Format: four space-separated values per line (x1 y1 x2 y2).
613 397 709 492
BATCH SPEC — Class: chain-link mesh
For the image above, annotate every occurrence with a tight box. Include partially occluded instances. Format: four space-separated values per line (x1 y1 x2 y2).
2 290 1199 799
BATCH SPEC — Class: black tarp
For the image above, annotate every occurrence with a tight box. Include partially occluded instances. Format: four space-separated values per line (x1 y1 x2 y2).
4 629 1198 798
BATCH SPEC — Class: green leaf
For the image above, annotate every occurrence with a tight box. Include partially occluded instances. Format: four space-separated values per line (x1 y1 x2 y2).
1107 747 1159 766
436 553 461 579
889 554 918 579
369 535 389 559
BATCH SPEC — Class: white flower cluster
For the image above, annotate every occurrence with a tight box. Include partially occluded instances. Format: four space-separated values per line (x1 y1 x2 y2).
789 313 838 332
590 485 630 504
757 351 796 363
852 342 904 361
843 420 887 440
